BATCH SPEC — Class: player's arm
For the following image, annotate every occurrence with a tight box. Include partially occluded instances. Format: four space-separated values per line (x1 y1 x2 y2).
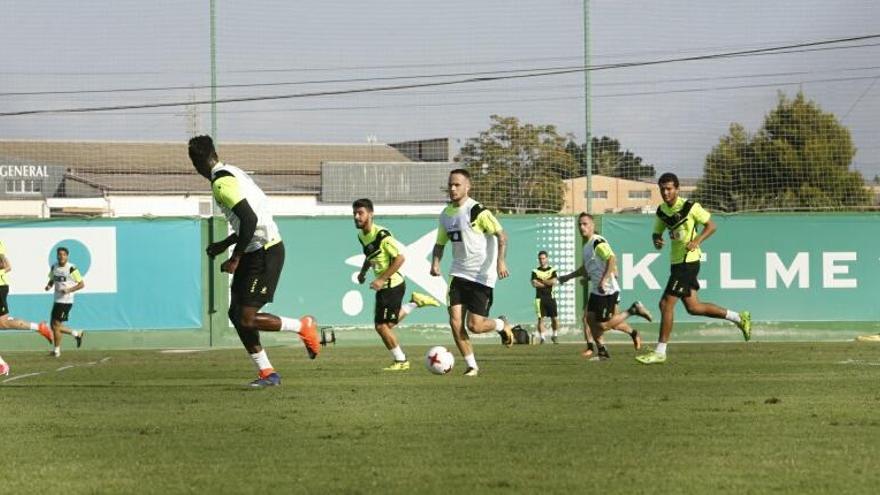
545 270 558 287
372 238 404 290
44 269 53 291
430 223 448 276
212 175 257 272
652 217 665 249
687 204 714 251
598 254 616 294
65 268 85 294
357 258 370 284
0 253 10 272
474 209 508 278
206 233 239 258
558 265 585 284
531 272 545 289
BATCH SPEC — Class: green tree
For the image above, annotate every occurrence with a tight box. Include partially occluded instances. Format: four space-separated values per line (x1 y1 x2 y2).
456 115 578 213
693 91 871 212
565 136 656 180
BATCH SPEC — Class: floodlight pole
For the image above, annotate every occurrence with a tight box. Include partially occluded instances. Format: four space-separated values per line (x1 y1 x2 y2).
583 0 592 214
210 0 218 141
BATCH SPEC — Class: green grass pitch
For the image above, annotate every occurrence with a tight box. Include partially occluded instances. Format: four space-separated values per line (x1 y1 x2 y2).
1 342 878 494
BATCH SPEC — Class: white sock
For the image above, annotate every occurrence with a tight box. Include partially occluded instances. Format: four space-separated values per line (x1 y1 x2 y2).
464 353 478 369
29 322 39 331
71 330 81 338
279 316 302 333
53 346 61 355
390 346 406 362
249 350 273 372
399 302 418 316
725 310 741 324
656 342 668 355
494 319 505 332
552 330 558 337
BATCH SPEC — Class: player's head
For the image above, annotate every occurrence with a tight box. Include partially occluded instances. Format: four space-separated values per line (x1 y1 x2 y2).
56 246 69 264
188 135 219 179
657 172 679 205
577 212 595 238
538 250 549 267
447 168 471 203
352 198 374 230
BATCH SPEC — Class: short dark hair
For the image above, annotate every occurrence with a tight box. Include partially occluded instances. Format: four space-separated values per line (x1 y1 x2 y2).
57 247 69 255
658 172 679 188
538 250 548 257
188 135 218 163
352 198 374 212
449 168 471 180
578 212 594 221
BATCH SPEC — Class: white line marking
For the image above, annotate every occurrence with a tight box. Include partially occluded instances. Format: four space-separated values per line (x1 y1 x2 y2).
56 365 75 372
2 372 43 383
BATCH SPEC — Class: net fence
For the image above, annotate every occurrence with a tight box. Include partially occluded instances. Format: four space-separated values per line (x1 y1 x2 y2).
0 0 878 214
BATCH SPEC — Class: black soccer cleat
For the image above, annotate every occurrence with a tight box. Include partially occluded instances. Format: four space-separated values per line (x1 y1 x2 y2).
75 331 85 349
598 346 611 360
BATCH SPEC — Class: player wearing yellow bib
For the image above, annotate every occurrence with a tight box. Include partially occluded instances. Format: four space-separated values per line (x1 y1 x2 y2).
531 251 559 344
636 173 751 365
189 135 320 387
43 246 86 357
430 169 514 377
558 213 651 360
0 239 53 373
353 199 440 371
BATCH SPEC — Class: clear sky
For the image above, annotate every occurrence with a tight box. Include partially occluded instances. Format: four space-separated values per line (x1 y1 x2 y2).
1 0 878 180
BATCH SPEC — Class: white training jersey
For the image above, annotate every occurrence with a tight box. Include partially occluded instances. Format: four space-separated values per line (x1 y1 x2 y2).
437 198 502 288
582 234 621 296
211 162 281 253
48 263 83 304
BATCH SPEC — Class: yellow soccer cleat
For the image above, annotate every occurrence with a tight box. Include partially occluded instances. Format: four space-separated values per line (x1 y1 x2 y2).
383 360 410 371
410 292 441 308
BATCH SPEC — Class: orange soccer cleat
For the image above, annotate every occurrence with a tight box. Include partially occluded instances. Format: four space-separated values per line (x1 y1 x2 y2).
298 315 320 359
37 321 54 344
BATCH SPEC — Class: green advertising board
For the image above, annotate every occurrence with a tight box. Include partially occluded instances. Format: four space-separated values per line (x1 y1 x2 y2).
600 213 880 326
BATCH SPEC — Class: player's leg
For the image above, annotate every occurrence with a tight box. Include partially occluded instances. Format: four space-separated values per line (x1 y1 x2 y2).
401 291 440 323
580 294 601 358
230 302 279 386
550 316 559 343
0 354 8 376
535 299 545 343
588 297 613 359
448 303 477 374
681 292 751 341
0 315 52 342
235 244 319 358
375 284 408 370
460 280 512 346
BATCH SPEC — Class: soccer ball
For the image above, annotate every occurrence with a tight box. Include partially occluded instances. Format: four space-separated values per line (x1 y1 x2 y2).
425 346 455 375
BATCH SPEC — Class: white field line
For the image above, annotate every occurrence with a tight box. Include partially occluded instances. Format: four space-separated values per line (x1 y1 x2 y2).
1 357 111 385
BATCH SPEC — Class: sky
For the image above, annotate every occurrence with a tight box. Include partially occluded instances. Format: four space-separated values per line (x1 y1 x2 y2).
1 0 879 180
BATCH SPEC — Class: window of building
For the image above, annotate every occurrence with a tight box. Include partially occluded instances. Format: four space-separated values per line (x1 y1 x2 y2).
628 190 651 199
591 190 608 199
3 179 42 195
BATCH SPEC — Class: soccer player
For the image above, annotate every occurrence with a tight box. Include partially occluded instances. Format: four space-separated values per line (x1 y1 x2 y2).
531 251 559 344
636 172 751 365
558 213 651 360
0 240 53 344
43 246 86 357
188 135 320 387
430 168 513 377
353 198 440 371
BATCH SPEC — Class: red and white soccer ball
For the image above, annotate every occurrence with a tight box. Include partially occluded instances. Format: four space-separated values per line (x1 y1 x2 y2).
425 346 455 375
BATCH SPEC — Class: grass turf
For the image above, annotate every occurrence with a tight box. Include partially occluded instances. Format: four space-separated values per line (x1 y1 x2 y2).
1 342 879 494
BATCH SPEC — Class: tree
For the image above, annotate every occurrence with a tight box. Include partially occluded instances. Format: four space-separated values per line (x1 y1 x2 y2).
456 115 578 213
565 136 656 180
693 91 872 212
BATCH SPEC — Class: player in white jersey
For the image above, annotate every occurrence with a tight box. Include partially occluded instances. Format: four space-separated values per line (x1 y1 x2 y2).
189 135 320 388
558 213 652 359
43 246 86 357
430 168 513 377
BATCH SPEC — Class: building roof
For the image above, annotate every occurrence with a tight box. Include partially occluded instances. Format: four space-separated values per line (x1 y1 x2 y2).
0 140 410 195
